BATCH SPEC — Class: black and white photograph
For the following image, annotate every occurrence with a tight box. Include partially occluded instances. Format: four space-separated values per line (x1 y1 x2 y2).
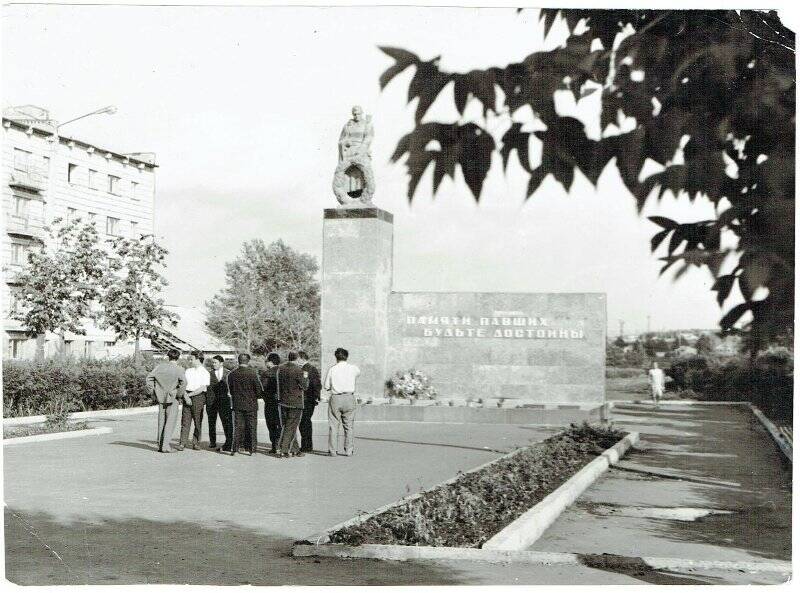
0 0 794 586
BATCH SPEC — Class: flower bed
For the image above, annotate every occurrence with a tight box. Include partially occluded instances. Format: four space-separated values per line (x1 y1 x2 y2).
3 420 90 439
327 423 624 548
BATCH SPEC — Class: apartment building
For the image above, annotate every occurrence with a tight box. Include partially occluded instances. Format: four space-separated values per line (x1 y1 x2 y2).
2 105 157 359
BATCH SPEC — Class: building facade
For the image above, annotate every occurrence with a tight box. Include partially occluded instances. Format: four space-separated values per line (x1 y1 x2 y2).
2 105 157 359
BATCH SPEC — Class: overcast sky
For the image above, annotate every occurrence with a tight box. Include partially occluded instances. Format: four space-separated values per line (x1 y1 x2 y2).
5 2 781 335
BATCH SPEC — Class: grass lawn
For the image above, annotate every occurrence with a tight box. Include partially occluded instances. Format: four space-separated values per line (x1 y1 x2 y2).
4 420 90 439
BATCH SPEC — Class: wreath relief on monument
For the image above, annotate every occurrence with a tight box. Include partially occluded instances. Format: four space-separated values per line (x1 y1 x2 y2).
333 105 375 207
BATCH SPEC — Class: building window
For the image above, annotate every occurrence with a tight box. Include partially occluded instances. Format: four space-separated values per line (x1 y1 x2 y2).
68 163 78 183
13 148 31 171
104 341 116 348
130 221 138 238
88 212 97 224
67 207 77 221
108 175 121 194
9 338 25 359
106 216 120 236
88 169 100 190
130 181 139 200
10 243 27 265
13 196 30 217
83 340 94 358
63 340 74 356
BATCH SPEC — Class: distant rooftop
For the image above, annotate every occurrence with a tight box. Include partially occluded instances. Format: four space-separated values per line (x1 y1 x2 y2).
2 104 157 168
149 305 236 355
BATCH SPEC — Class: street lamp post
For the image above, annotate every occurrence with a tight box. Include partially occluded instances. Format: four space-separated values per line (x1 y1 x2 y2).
56 105 117 132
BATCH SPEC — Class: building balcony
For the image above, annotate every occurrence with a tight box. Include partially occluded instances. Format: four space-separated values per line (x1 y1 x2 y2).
5 214 45 239
9 167 47 192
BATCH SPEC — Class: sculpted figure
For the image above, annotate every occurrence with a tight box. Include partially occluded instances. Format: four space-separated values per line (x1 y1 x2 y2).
333 105 375 206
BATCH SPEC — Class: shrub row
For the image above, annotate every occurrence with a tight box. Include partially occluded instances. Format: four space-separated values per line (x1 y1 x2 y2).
2 357 156 418
668 350 793 424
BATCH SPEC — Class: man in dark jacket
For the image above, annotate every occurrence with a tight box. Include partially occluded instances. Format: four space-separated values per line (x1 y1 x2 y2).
258 352 282 454
206 355 233 452
276 351 308 457
226 353 263 456
297 351 321 452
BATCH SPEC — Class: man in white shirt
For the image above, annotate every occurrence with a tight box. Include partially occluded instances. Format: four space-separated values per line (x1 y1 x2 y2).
178 350 211 450
323 347 361 456
648 361 666 408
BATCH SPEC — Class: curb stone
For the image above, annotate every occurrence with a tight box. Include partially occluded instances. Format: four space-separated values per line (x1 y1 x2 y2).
483 432 639 549
295 432 637 553
3 426 113 446
291 544 791 574
3 405 157 426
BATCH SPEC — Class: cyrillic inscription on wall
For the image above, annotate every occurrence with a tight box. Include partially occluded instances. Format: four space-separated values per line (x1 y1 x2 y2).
405 313 585 340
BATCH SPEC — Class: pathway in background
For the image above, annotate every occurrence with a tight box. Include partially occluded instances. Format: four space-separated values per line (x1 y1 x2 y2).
529 403 791 583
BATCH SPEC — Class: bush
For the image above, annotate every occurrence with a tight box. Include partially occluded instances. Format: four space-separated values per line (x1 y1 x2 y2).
2 357 156 418
605 367 644 379
668 351 793 424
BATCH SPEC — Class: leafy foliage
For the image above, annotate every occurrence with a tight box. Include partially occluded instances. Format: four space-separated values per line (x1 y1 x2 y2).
668 350 793 423
205 239 320 356
328 423 625 547
2 357 155 418
380 9 794 350
11 218 106 358
100 235 177 359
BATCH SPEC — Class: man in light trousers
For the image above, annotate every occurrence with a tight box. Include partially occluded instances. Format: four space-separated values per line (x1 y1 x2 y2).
145 348 186 453
323 347 361 456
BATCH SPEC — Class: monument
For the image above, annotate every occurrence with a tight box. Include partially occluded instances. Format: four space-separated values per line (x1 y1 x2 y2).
321 109 606 407
332 105 375 207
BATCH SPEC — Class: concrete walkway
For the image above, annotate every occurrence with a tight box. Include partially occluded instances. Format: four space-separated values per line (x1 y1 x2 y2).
3 403 791 585
529 403 792 584
4 409 564 585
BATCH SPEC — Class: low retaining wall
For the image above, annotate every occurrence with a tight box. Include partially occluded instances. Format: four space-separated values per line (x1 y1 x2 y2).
291 544 791 574
310 402 608 425
3 405 157 427
4 426 113 446
483 432 639 549
295 432 636 559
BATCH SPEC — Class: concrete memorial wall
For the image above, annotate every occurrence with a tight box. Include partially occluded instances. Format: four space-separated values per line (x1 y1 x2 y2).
320 206 606 403
387 292 605 402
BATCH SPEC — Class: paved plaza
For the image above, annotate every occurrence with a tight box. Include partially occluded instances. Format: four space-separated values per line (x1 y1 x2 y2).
3 402 792 585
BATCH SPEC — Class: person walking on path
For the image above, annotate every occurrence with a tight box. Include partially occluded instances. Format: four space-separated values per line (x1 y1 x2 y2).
648 361 666 408
145 348 186 453
206 355 233 452
276 351 308 458
297 351 322 453
227 353 263 456
178 351 211 451
259 352 282 454
324 347 360 457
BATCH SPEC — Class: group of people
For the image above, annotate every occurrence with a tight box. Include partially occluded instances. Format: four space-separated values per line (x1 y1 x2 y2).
145 347 361 457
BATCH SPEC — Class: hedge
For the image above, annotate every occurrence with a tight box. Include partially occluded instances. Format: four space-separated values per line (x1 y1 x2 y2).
2 357 156 418
668 350 793 424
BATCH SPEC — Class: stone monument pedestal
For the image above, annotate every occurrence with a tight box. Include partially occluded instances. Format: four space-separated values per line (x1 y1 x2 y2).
320 207 393 398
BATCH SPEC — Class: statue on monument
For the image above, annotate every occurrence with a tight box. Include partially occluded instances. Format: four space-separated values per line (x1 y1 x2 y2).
333 105 375 207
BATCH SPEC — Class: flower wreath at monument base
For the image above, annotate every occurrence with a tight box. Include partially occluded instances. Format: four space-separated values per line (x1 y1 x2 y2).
332 154 376 206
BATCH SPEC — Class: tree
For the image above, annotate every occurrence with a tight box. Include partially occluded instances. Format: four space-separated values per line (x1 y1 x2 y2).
205 239 320 356
380 9 794 353
11 217 105 360
696 333 715 355
100 234 177 360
